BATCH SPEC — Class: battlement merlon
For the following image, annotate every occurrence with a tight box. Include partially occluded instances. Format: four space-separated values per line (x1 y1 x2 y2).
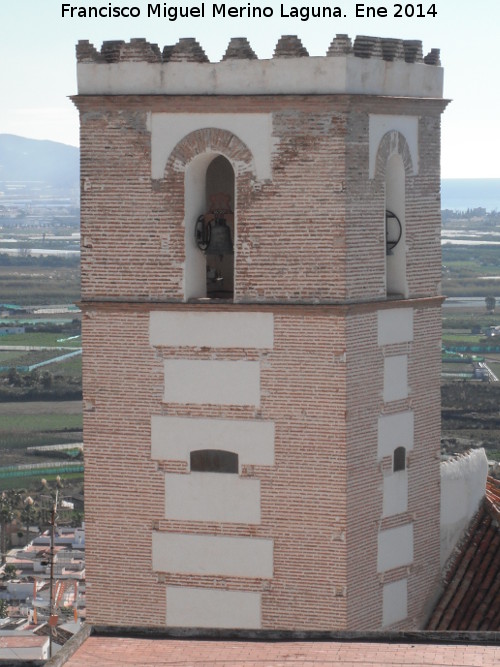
76 35 443 98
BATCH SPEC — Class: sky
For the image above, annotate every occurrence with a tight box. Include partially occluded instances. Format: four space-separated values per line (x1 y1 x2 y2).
1 0 499 178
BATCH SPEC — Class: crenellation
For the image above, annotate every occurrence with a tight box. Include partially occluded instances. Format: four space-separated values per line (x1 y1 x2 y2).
76 35 441 66
403 40 424 64
424 48 441 66
327 34 353 56
222 37 257 61
100 40 126 63
380 38 405 62
168 37 209 63
162 44 175 62
76 39 104 63
273 35 309 58
121 38 162 63
353 35 383 59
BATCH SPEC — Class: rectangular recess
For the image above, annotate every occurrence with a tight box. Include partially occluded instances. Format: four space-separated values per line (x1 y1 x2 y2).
382 579 408 627
377 412 414 460
151 416 275 466
150 311 274 349
378 308 413 346
153 532 273 578
165 473 261 524
382 471 408 518
166 586 261 629
163 359 260 406
383 355 408 403
377 524 413 573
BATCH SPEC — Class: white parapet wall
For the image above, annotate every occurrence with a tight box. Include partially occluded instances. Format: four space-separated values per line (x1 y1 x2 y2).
76 36 443 99
440 448 489 567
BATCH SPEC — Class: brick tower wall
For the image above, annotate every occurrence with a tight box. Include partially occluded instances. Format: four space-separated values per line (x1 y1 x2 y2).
76 34 447 630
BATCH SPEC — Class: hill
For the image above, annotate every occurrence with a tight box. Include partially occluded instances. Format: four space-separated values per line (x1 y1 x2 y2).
0 134 79 190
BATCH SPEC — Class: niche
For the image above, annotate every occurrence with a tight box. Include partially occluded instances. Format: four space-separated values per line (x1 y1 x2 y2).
190 449 239 474
393 446 407 473
185 154 235 301
385 154 407 298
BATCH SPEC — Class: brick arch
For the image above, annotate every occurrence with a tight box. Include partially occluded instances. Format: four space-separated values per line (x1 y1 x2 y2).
165 127 256 176
374 130 415 179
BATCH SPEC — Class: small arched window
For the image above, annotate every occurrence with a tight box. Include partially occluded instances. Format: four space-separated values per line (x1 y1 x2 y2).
190 449 238 474
393 446 406 473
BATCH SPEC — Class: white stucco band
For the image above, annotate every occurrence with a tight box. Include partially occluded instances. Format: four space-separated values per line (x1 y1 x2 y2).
378 411 414 460
382 579 408 627
378 308 414 345
153 532 273 578
150 113 272 180
78 57 443 99
369 115 419 178
150 311 274 349
165 473 261 524
166 586 261 629
383 471 408 518
151 416 275 467
377 523 414 572
163 359 260 406
383 355 408 403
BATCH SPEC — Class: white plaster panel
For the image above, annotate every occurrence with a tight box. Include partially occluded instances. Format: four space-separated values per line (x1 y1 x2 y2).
377 524 413 573
153 533 273 578
440 448 489 567
382 471 408 518
150 311 273 349
78 58 443 99
166 586 261 629
369 115 419 178
163 359 260 406
151 416 274 467
382 579 408 627
150 113 272 180
378 308 413 346
165 473 261 524
383 355 408 403
377 412 414 460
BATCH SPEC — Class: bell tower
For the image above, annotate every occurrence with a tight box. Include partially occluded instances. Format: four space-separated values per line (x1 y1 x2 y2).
75 34 447 630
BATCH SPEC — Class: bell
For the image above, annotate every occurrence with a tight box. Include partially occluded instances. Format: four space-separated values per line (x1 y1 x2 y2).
206 219 234 258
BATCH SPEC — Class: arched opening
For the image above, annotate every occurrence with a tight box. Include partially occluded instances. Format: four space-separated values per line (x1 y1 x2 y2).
190 449 239 473
385 153 407 298
393 446 406 473
184 154 235 301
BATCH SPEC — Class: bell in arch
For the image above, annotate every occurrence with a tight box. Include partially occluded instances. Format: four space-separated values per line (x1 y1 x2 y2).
206 210 234 259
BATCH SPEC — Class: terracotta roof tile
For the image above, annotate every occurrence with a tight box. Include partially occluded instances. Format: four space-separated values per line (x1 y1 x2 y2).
427 477 500 631
56 636 500 667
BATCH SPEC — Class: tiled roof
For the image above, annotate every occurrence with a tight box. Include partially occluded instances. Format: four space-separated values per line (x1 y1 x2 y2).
427 477 500 631
51 635 500 667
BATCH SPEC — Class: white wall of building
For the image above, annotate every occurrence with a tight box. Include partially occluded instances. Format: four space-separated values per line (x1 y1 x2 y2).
440 448 489 567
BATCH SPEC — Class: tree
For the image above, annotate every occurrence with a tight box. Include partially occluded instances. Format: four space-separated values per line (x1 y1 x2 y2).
0 600 8 619
485 295 496 312
7 367 22 387
21 496 39 535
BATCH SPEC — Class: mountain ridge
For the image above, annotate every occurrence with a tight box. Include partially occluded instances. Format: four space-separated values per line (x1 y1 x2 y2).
0 134 79 190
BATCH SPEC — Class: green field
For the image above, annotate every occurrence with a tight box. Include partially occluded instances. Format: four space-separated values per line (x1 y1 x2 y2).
0 332 81 347
442 244 500 297
442 332 485 345
0 264 80 305
0 412 82 450
0 349 68 368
